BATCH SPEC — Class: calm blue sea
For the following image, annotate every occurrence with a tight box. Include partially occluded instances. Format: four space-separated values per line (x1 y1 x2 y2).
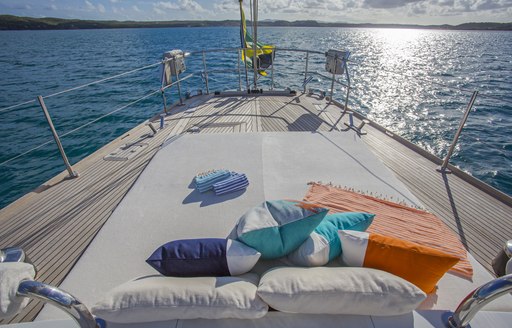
0 27 511 209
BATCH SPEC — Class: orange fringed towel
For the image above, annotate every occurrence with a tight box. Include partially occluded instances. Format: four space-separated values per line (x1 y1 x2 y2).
304 182 473 279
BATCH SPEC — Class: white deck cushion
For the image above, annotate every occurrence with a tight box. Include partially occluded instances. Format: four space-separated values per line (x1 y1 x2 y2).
257 267 426 316
91 273 268 323
0 262 36 320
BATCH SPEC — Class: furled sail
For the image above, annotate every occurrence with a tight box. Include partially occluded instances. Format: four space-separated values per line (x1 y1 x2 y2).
239 0 274 76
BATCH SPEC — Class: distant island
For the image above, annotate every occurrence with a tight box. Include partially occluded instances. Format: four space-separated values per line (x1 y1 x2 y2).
1 15 511 31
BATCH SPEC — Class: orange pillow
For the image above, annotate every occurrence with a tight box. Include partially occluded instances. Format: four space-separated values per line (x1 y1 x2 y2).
338 230 459 293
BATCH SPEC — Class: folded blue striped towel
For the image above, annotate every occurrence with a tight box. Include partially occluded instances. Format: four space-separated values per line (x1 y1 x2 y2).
195 170 231 193
213 172 249 195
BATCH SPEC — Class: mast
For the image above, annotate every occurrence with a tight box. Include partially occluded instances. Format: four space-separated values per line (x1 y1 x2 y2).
239 0 249 91
252 0 258 90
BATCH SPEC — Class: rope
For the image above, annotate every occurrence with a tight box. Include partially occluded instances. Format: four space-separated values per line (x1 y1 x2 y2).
0 88 161 167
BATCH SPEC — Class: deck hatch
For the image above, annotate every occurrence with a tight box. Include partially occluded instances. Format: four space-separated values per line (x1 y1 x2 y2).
104 141 149 161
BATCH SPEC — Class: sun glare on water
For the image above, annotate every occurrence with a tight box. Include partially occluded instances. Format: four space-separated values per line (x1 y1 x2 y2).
350 28 456 155
376 28 425 63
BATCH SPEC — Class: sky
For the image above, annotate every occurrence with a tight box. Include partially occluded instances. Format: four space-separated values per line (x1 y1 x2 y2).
0 0 511 25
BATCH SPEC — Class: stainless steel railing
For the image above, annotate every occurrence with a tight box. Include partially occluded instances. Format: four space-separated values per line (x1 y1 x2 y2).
447 273 512 328
0 45 500 187
1 247 102 328
0 47 330 178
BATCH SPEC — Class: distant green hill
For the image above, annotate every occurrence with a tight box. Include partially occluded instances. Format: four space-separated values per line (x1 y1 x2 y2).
0 15 511 31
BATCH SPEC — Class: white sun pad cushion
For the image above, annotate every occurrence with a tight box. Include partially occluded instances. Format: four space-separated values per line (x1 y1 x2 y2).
257 267 426 316
0 262 36 320
91 273 268 323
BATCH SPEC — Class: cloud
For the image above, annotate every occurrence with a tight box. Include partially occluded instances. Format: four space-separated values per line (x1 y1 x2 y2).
363 0 422 9
154 1 179 10
84 0 95 11
4 4 32 10
214 0 347 15
474 0 512 10
213 0 512 18
45 4 58 11
110 0 121 3
133 5 141 12
434 0 455 5
153 0 205 15
255 0 353 16
84 0 107 14
214 0 240 12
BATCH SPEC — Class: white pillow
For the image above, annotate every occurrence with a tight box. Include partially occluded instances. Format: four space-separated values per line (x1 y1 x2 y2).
226 239 261 275
257 267 426 316
0 262 36 320
286 231 330 266
92 273 268 323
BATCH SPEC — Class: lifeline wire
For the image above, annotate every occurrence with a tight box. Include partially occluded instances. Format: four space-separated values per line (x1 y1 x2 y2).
2 52 510 114
0 99 37 114
0 88 162 167
348 59 512 106
57 88 161 139
0 61 161 114
0 139 55 167
44 62 161 99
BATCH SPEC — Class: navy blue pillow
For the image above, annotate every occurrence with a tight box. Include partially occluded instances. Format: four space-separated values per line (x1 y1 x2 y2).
146 238 261 277
147 238 228 277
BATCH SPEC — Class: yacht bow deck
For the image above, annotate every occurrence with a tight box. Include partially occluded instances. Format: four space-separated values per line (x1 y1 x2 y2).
0 93 511 324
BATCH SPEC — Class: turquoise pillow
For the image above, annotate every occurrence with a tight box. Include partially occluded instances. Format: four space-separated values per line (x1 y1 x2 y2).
287 212 375 266
234 200 328 259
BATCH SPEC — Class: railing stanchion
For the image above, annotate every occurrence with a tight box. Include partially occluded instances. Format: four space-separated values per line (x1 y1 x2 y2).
303 51 309 93
343 65 351 114
202 51 210 95
37 96 78 179
161 89 169 114
251 0 259 90
437 91 479 174
329 54 337 103
173 60 184 105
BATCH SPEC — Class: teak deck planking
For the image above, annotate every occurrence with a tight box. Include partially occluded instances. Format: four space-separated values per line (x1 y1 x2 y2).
0 93 510 323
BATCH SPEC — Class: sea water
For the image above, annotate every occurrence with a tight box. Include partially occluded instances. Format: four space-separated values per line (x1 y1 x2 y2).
0 27 511 209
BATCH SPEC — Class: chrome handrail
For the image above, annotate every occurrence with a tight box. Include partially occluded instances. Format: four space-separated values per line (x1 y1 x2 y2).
447 273 512 328
17 280 102 328
0 247 27 263
1 247 100 327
